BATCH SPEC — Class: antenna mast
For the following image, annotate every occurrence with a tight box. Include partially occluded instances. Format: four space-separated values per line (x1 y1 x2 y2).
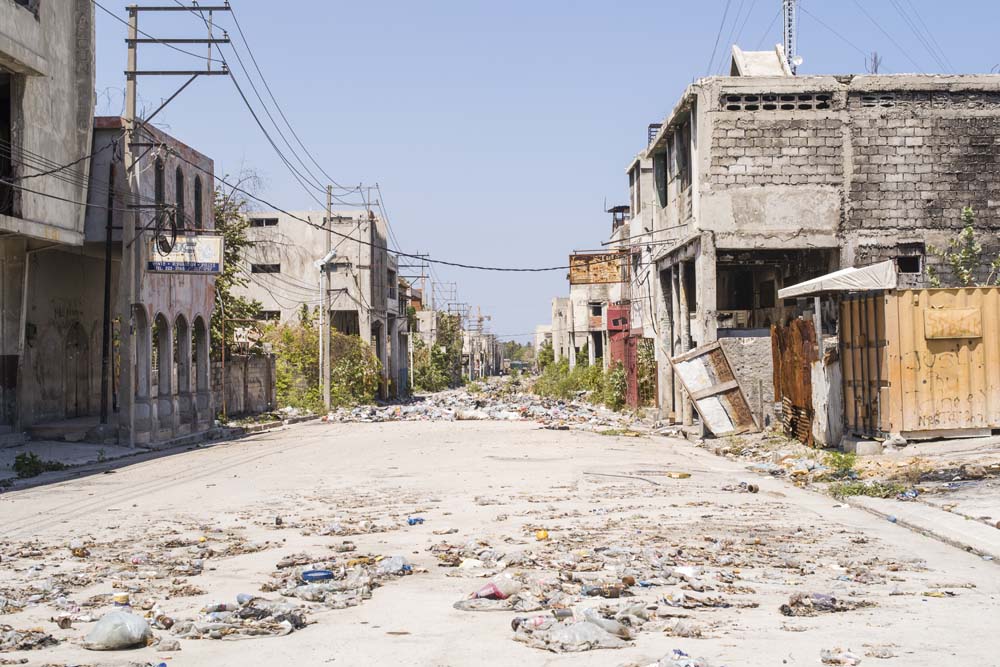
783 0 798 74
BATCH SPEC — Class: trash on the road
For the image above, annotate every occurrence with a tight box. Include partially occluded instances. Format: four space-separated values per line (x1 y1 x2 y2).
83 610 153 650
513 618 629 653
535 529 549 541
780 593 872 617
473 574 521 600
821 648 863 665
407 517 425 526
173 596 308 640
0 625 58 652
300 569 335 583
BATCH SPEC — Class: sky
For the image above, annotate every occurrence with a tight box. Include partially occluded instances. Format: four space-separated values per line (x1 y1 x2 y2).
93 0 1000 342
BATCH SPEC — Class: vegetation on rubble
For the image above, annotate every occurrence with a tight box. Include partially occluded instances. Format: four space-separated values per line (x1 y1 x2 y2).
928 207 1000 287
823 451 858 480
603 363 627 411
211 178 262 359
828 480 906 500
263 306 381 412
636 339 657 407
531 358 627 411
536 340 555 370
412 312 464 392
13 452 66 479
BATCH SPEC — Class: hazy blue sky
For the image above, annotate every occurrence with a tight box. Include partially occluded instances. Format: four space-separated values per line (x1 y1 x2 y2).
94 1 999 341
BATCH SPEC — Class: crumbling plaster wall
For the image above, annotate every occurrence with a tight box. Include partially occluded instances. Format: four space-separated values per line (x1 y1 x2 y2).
0 0 94 243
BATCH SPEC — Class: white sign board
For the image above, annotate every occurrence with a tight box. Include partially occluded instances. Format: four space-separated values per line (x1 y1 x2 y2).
147 235 223 274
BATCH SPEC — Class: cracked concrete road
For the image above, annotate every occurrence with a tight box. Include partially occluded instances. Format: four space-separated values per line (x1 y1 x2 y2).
1 419 998 666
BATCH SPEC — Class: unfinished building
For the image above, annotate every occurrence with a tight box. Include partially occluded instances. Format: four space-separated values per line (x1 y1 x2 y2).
635 47 1000 425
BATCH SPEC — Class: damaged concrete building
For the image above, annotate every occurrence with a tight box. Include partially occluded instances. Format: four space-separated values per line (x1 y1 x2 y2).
632 46 1000 428
237 209 407 398
0 1 96 437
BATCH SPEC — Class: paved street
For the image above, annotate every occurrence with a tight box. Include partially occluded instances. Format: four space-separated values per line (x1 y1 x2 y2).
2 419 998 666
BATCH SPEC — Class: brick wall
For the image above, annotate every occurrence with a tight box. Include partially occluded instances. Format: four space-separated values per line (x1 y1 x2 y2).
847 111 1000 233
710 117 844 187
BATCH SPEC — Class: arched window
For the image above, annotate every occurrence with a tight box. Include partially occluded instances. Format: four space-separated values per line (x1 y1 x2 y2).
175 167 185 228
154 157 164 207
194 176 203 229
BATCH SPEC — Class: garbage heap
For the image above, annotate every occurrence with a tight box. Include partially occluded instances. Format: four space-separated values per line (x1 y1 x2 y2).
325 382 640 432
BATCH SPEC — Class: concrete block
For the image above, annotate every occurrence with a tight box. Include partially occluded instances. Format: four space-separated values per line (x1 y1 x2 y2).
840 435 884 456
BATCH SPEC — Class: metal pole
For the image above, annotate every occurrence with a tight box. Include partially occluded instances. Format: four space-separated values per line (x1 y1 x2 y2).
100 162 115 424
124 6 139 446
322 185 332 412
221 298 226 420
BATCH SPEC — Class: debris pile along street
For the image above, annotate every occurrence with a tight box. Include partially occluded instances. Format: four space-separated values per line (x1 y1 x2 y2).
1 397 997 665
325 378 646 433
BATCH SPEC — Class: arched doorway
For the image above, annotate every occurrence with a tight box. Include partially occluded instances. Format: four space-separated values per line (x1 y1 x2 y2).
64 322 90 418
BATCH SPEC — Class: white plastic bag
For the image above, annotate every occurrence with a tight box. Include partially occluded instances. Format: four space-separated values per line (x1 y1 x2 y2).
83 611 152 650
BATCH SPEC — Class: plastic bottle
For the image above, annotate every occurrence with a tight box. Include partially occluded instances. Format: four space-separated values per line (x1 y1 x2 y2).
473 574 521 600
510 615 554 631
581 584 623 598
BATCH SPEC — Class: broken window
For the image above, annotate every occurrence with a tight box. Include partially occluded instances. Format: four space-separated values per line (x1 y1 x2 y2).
193 176 203 229
250 217 279 227
0 73 13 216
590 303 602 317
653 151 668 207
758 279 776 309
154 157 164 207
676 124 691 191
896 256 921 274
175 167 185 228
251 264 280 274
13 0 40 16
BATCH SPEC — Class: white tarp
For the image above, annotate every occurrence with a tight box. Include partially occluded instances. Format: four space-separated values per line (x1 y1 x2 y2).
778 260 898 299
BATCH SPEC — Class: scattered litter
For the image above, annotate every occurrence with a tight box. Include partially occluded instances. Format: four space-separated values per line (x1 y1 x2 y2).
821 648 863 665
780 593 872 617
83 610 152 650
0 626 58 652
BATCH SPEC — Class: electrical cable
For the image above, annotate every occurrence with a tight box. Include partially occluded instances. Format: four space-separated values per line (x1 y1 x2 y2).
91 0 227 65
850 0 924 72
887 0 950 73
706 0 735 76
755 6 782 50
798 4 868 58
903 0 955 73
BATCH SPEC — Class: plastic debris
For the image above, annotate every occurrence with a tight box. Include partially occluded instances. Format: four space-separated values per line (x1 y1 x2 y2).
83 610 152 650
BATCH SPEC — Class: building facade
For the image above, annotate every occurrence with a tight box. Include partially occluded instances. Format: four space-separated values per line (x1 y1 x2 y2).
635 48 1000 424
0 0 96 433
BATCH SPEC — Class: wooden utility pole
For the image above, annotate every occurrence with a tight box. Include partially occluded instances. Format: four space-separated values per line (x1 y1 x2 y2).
322 185 332 413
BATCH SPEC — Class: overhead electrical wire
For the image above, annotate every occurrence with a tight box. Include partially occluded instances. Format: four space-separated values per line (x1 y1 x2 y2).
798 4 868 58
91 0 227 65
850 0 924 72
755 6 782 50
706 0 735 76
887 0 950 73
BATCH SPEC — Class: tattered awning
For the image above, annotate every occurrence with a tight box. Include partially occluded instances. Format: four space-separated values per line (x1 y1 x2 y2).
778 260 897 299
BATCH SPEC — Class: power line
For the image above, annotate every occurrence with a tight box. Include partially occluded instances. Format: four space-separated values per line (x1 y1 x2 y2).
799 4 867 58
903 0 955 73
91 0 227 65
850 0 923 72
887 0 950 73
755 6 782 50
706 0 735 76
720 0 748 74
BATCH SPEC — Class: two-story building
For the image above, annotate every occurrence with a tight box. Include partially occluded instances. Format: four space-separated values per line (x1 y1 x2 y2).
633 45 1000 426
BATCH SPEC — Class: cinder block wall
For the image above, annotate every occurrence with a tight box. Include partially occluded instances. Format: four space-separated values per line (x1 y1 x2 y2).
719 336 775 429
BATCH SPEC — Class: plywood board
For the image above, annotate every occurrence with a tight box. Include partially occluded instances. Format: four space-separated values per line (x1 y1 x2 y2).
670 342 758 436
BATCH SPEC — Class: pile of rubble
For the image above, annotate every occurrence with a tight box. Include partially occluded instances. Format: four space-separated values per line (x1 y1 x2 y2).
324 382 641 432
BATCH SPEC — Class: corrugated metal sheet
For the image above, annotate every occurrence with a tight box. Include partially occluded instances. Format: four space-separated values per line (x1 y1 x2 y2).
670 342 758 436
842 288 1000 439
771 319 819 446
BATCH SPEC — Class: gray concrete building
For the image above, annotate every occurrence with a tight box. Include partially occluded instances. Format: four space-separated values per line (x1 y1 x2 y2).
237 209 405 397
0 0 96 434
633 46 1000 423
87 118 218 446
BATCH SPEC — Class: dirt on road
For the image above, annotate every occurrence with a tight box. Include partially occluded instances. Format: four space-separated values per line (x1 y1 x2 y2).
0 417 997 666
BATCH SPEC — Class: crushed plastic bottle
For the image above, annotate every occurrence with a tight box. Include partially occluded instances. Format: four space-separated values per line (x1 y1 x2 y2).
473 574 521 600
374 556 412 576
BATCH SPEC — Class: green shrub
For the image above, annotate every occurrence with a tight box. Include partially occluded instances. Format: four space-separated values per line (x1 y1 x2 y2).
828 480 905 499
13 452 66 479
604 363 627 411
824 451 857 480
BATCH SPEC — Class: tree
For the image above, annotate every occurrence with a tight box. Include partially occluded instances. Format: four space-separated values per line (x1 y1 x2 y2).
928 207 1000 287
211 176 262 359
536 340 555 370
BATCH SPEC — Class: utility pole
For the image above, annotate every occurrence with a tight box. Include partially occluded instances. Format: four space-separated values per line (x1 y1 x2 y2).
99 161 115 425
322 185 332 413
121 3 230 445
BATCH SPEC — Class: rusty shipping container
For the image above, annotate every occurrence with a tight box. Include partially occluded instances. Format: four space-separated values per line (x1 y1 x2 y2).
842 288 1000 439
